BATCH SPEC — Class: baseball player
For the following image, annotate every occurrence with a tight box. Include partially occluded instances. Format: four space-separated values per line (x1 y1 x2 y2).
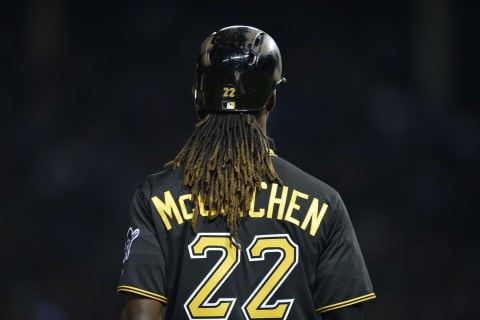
117 25 376 320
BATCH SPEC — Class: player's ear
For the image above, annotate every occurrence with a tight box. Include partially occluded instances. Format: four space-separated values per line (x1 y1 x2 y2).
265 90 276 112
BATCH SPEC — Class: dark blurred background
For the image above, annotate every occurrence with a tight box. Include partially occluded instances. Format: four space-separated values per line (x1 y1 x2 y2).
1 0 478 319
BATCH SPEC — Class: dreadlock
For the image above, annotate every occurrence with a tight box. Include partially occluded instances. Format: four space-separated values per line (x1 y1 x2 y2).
164 112 282 240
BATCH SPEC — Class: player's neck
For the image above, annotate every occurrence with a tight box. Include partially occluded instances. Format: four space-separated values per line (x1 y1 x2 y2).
256 110 269 135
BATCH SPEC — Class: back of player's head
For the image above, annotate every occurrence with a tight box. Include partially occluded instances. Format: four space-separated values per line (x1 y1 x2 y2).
193 25 286 119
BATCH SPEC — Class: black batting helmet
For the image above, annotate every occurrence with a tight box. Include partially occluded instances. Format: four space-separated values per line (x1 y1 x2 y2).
193 25 286 119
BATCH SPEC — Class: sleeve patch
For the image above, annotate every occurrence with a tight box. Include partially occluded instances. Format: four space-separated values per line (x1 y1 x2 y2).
123 227 140 263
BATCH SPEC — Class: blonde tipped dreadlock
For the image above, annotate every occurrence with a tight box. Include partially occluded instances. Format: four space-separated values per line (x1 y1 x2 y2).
164 112 282 240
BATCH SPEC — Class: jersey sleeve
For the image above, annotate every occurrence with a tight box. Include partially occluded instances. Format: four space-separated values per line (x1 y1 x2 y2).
116 183 168 304
313 195 375 313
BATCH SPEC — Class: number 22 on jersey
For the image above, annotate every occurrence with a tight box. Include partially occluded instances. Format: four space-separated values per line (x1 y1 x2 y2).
184 233 299 320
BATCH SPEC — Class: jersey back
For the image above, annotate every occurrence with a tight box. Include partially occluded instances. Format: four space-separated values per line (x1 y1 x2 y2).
117 156 375 319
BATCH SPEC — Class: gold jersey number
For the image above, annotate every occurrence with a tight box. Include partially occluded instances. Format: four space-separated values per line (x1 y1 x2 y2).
184 233 299 319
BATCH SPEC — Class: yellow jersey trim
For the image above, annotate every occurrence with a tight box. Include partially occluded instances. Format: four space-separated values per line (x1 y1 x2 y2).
116 285 168 304
316 292 376 313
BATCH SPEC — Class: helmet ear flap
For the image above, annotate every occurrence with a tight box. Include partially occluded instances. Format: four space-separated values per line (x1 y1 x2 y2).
193 25 286 117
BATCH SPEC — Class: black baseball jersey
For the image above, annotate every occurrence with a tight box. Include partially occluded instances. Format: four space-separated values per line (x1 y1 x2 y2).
117 155 375 319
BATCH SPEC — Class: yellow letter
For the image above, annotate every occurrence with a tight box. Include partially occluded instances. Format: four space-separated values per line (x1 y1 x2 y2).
284 189 309 226
178 194 193 220
266 183 288 219
151 191 183 230
249 182 268 218
301 199 328 236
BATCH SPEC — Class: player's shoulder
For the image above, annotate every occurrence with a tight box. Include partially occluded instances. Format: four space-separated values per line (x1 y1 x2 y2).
135 166 185 197
271 155 341 198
